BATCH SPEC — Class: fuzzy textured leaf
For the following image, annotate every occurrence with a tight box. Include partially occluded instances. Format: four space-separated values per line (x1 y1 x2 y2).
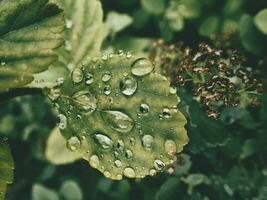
0 0 64 91
49 53 188 180
0 140 14 200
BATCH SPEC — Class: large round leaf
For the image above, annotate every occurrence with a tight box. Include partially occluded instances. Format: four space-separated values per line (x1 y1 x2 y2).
49 53 188 180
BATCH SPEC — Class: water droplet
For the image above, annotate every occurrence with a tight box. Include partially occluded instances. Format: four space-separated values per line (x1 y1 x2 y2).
71 68 83 83
154 159 165 171
117 140 125 151
169 86 177 94
116 174 123 179
102 54 108 61
57 114 67 129
130 137 135 146
72 91 97 113
66 19 73 29
104 171 111 178
126 52 132 59
89 155 100 168
66 136 81 151
139 103 150 113
142 135 154 150
102 72 111 82
131 58 154 77
114 160 122 168
1 61 6 66
163 108 171 119
118 50 124 56
103 85 111 95
149 169 157 176
120 77 137 96
123 167 136 178
85 73 94 85
65 40 72 51
101 111 134 133
94 133 113 150
125 149 133 158
56 77 64 85
165 140 177 155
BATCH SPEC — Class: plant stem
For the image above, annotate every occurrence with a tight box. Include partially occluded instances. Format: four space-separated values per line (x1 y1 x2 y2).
0 88 43 102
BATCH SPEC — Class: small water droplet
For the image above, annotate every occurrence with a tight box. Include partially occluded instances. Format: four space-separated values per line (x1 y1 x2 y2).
66 136 81 151
116 174 123 179
71 68 83 83
131 58 154 77
118 50 124 56
56 77 64 85
102 72 111 82
154 159 165 171
114 160 122 168
165 140 177 155
89 155 100 168
66 19 73 29
85 73 94 85
120 77 137 96
125 149 133 158
169 86 177 94
142 135 154 150
126 52 132 59
123 167 136 178
72 91 97 113
149 169 157 176
1 61 6 66
163 108 171 119
57 114 67 129
139 103 150 113
102 53 108 61
94 133 113 150
103 85 112 95
101 111 134 133
117 140 125 151
65 40 72 51
130 137 135 146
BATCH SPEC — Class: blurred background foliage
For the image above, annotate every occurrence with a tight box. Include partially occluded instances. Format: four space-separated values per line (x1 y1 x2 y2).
1 0 267 199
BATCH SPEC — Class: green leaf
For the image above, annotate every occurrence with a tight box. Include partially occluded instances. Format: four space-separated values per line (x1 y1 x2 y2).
155 177 180 200
54 0 105 69
105 12 133 35
199 16 219 37
0 140 14 200
59 180 83 200
0 0 64 91
254 8 267 35
141 0 166 15
45 127 82 165
32 184 59 200
49 53 188 180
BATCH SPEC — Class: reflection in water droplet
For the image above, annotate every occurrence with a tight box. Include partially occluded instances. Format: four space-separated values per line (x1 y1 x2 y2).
165 140 177 155
72 91 97 113
89 155 100 168
57 114 67 129
115 160 122 168
139 103 150 113
67 136 81 151
131 58 154 76
125 149 133 158
154 159 165 171
102 111 134 133
71 68 83 83
123 167 136 178
94 133 113 150
104 85 112 95
85 73 94 85
102 72 111 82
120 77 137 96
163 108 171 119
142 135 154 150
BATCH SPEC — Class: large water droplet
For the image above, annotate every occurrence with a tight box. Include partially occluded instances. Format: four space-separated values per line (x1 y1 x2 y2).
120 77 137 96
85 73 94 85
94 133 113 150
102 72 111 82
123 167 136 178
72 91 97 113
66 136 81 151
125 149 133 159
101 111 134 133
142 135 154 150
89 155 100 168
139 103 150 113
114 160 122 168
131 58 154 76
103 85 111 95
165 140 177 155
57 114 67 130
154 159 165 171
71 68 83 83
